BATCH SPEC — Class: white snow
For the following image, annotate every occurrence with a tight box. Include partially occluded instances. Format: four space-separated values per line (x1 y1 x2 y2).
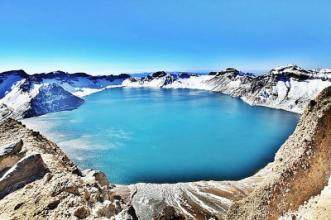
0 74 23 98
287 79 330 102
122 77 166 88
41 77 124 95
72 88 104 97
123 75 214 90
225 79 242 90
274 80 289 103
315 69 331 80
164 75 214 90
72 85 124 97
0 80 42 117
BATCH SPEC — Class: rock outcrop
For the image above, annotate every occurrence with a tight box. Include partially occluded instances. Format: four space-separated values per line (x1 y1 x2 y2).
0 139 24 174
226 86 331 219
0 104 12 122
0 139 23 160
0 154 48 199
0 119 137 219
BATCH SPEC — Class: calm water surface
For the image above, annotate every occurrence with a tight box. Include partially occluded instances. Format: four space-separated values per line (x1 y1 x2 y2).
23 88 299 184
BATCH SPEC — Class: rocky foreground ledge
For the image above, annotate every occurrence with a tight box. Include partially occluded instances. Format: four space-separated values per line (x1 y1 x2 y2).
0 119 137 219
0 87 330 219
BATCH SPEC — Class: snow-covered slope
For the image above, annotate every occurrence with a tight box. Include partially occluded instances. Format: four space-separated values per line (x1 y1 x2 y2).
30 71 130 97
123 65 331 113
24 84 84 118
0 79 84 119
0 70 130 119
0 104 12 122
0 79 43 118
206 66 331 113
122 71 215 90
0 70 27 99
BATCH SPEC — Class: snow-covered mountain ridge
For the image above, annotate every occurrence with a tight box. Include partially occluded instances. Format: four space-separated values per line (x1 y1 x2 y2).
123 65 331 113
0 65 330 120
0 70 130 119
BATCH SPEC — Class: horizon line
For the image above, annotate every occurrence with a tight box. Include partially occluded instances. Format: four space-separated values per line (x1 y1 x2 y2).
1 64 329 76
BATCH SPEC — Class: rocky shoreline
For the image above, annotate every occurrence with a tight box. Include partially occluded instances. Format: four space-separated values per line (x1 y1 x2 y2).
0 86 329 219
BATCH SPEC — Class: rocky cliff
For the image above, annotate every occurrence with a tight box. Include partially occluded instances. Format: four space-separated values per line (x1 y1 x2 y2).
0 87 329 219
226 86 331 219
123 65 331 113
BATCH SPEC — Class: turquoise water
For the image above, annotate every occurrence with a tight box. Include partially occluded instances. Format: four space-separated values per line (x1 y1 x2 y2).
24 88 299 184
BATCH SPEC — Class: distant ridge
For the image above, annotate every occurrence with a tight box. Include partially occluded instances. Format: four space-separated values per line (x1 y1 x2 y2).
0 65 330 120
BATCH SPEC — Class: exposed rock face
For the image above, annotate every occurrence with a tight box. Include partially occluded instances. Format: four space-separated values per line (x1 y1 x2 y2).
30 70 130 85
153 205 185 220
115 205 139 220
123 65 331 113
73 205 91 219
280 176 331 219
207 65 331 113
226 86 331 219
82 169 110 187
0 139 24 174
152 71 167 78
0 104 12 122
0 139 23 160
0 119 134 219
0 154 48 199
24 84 84 117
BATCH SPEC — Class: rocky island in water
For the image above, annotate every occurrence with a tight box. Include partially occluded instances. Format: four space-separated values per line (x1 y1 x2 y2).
0 65 330 219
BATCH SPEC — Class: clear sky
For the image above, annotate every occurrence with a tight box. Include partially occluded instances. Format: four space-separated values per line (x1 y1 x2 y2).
0 0 330 74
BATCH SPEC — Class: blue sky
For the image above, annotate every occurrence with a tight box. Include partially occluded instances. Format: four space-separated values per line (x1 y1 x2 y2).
0 0 330 74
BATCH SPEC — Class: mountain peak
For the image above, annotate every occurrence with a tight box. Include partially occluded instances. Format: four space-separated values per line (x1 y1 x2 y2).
0 69 29 77
271 64 306 72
